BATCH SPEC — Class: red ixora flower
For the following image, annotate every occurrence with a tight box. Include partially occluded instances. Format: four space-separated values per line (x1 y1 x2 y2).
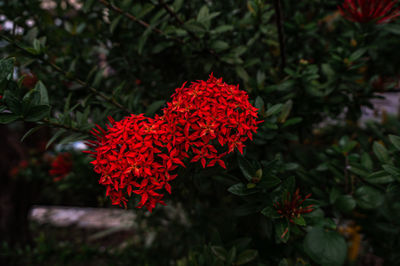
339 0 400 24
49 153 73 182
274 188 314 224
87 74 260 212
162 73 261 169
86 115 185 211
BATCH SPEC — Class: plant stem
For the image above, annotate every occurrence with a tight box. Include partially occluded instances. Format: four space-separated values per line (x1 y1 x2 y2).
273 0 286 72
42 119 90 136
0 34 131 114
99 0 184 44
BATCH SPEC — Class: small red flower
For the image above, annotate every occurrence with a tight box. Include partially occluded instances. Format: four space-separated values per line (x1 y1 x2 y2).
21 72 38 89
339 0 400 24
274 188 314 224
49 153 73 182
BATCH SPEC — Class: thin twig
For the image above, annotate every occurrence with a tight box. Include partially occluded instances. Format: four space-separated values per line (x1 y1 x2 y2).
42 118 90 135
0 34 131 114
273 0 286 72
157 0 219 58
99 0 184 44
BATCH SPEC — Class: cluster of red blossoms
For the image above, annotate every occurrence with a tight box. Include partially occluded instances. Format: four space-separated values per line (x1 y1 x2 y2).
49 153 73 182
274 188 314 224
339 0 400 24
87 74 260 211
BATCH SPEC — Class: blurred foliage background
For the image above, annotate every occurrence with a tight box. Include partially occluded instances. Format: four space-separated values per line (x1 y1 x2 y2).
1 0 400 265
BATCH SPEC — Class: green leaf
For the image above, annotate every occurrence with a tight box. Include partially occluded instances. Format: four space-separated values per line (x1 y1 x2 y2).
278 100 292 123
293 216 306 226
34 81 49 105
303 227 347 266
0 113 20 124
228 183 257 196
46 129 66 149
354 186 384 210
210 40 229 52
262 174 281 189
172 0 184 12
226 246 237 265
254 96 264 114
235 249 258 265
261 206 280 219
21 126 44 142
235 66 249 83
361 152 373 171
265 104 283 117
110 15 123 34
82 0 95 12
210 246 227 261
24 105 50 122
0 57 15 81
197 5 209 22
334 195 356 213
367 169 395 184
145 100 165 116
4 90 21 114
211 25 234 34
275 220 290 243
349 162 369 177
238 156 255 181
349 48 367 62
389 134 400 151
282 117 302 128
373 141 389 163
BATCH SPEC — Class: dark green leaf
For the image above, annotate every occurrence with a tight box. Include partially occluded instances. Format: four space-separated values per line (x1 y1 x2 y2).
228 183 257 196
34 81 49 105
24 105 50 122
334 195 356 213
46 129 66 149
238 156 255 181
235 249 258 265
367 169 395 184
21 126 44 142
261 206 280 219
265 104 283 117
278 100 292 123
293 216 306 226
145 100 165 116
210 246 227 261
275 220 290 243
0 113 20 124
0 58 14 81
389 134 400 151
373 141 389 163
303 227 347 266
354 186 384 210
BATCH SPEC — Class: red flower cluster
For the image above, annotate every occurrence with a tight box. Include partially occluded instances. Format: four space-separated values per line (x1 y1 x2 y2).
49 153 73 182
274 188 314 224
87 115 184 211
162 74 260 169
87 74 260 211
339 0 400 24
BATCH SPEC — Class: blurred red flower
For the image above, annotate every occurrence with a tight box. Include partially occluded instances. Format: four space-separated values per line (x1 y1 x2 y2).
339 0 400 24
49 153 73 182
21 72 38 89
